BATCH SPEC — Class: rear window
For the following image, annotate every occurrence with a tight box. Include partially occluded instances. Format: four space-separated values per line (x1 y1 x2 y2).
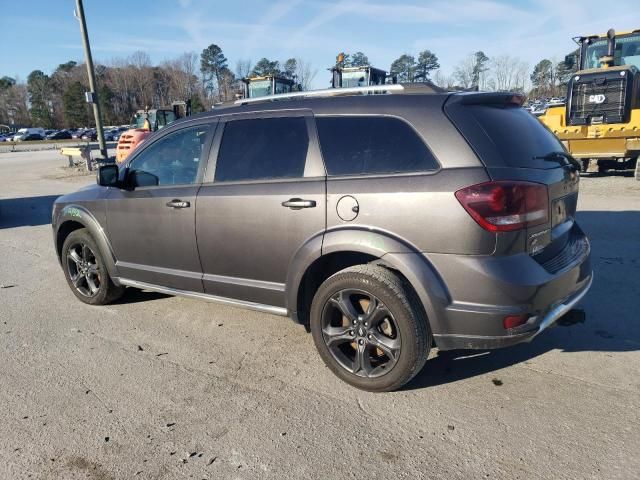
461 105 565 169
316 116 439 176
215 117 308 182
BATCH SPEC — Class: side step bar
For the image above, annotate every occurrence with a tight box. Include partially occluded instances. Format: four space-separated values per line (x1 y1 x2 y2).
116 278 288 317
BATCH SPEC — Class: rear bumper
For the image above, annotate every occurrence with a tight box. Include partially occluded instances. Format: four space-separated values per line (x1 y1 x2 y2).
426 226 592 350
433 274 592 350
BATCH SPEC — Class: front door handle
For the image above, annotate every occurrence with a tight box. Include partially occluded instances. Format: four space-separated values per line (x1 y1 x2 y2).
166 199 190 209
281 198 316 210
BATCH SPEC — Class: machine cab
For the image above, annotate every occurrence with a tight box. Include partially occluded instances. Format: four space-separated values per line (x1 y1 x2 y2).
330 65 389 88
242 75 296 99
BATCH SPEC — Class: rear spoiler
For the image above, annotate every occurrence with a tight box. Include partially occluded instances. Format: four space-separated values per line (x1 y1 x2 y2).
448 92 526 106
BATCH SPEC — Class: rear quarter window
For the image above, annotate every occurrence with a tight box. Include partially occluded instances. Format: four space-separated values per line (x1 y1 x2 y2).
316 116 439 176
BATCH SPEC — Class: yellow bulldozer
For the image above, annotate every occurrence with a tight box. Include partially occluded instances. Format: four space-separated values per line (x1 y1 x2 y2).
538 28 640 178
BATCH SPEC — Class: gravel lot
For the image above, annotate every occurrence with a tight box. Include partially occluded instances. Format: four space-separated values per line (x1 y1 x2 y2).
1 150 639 479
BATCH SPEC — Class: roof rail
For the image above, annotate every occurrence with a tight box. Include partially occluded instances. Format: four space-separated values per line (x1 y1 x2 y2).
234 84 405 105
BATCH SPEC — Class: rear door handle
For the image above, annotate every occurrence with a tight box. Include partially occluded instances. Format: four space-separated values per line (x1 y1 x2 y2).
281 198 316 210
166 199 190 209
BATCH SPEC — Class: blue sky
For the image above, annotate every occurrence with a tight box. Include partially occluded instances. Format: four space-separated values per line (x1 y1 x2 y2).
1 0 638 88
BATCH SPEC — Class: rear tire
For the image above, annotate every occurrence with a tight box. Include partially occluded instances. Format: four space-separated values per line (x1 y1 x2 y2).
61 228 124 305
310 264 430 392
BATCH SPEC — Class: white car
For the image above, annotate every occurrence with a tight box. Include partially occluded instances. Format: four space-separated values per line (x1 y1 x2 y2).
13 127 46 141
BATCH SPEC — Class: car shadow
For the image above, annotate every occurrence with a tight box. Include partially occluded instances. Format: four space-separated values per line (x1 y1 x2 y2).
405 209 640 390
581 170 635 178
0 195 61 228
112 287 170 305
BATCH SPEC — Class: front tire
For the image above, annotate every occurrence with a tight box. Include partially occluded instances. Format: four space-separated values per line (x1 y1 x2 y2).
61 228 124 305
310 265 430 392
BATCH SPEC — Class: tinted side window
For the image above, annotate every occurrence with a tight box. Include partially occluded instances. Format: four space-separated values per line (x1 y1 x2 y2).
128 125 209 186
215 117 308 182
316 116 438 176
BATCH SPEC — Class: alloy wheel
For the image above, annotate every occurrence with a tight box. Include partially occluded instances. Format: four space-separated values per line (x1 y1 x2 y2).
66 242 101 297
321 289 401 378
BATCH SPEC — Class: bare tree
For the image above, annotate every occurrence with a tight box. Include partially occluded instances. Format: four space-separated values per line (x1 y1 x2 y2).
487 55 530 92
453 54 476 89
294 58 317 91
431 69 455 89
0 79 30 126
235 59 252 80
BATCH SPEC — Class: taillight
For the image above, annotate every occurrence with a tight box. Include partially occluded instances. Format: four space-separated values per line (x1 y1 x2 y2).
503 314 530 329
455 181 549 232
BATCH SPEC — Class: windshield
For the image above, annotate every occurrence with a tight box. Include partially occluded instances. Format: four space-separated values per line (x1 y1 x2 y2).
274 80 292 94
584 33 640 69
341 70 368 87
134 111 155 129
248 80 272 98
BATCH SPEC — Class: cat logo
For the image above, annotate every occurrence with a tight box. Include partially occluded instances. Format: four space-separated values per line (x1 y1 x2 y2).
588 94 606 104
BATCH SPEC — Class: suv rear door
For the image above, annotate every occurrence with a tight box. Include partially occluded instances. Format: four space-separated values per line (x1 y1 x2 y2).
196 110 326 308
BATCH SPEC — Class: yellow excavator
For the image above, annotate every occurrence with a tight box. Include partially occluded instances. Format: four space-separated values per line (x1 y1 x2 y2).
538 28 640 178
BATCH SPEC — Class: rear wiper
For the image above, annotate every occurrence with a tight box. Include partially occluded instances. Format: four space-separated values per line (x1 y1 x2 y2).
532 151 581 170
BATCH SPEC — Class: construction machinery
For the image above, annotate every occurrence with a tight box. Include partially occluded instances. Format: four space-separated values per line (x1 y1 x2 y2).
538 28 640 177
241 75 296 99
330 53 391 88
115 100 191 163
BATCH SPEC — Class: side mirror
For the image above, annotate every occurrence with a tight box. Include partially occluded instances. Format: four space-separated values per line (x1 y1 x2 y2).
97 164 119 187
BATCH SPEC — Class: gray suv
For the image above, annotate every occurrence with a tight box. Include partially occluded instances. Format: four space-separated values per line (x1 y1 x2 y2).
52 87 592 391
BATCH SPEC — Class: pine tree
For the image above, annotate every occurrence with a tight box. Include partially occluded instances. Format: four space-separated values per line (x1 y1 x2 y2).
415 50 440 81
390 54 416 83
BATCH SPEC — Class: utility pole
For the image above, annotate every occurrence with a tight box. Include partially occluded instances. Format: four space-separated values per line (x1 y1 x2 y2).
74 0 107 159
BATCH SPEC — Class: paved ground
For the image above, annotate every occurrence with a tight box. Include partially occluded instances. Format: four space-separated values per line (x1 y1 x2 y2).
1 150 639 480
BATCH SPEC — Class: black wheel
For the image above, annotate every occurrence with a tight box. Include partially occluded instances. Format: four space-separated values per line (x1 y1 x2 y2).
61 228 124 305
310 265 430 392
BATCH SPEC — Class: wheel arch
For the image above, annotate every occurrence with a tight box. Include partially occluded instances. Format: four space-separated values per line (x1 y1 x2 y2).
54 205 119 281
286 227 450 333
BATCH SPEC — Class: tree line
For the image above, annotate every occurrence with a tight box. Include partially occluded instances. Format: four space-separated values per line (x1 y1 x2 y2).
0 43 576 129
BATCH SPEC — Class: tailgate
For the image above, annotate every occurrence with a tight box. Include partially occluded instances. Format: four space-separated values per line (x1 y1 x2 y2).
445 93 584 260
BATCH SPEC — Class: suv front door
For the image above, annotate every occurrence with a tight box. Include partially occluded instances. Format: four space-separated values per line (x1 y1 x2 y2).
196 111 326 308
106 122 215 291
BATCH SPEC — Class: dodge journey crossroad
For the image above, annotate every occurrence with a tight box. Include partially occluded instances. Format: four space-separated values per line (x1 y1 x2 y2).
52 85 592 391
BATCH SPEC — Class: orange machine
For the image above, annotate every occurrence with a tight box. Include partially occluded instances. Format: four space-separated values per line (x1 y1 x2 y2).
115 101 190 163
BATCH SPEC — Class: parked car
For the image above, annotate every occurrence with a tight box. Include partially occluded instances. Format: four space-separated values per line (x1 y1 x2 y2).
52 87 593 391
81 130 97 141
0 132 15 142
13 127 46 141
21 133 45 141
104 129 121 141
71 129 87 139
46 130 72 140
